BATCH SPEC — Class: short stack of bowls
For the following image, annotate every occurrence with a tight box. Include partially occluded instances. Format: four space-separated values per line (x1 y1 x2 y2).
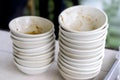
9 16 55 75
58 6 108 80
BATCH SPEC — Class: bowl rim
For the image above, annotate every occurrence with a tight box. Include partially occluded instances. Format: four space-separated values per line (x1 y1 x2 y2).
9 16 54 38
13 39 55 53
59 24 108 36
58 5 108 33
58 60 101 75
58 52 103 66
60 46 104 57
58 62 100 80
59 37 104 49
14 59 53 70
14 50 54 60
14 55 54 63
59 31 107 44
59 51 104 63
58 56 102 71
59 40 105 53
10 31 55 42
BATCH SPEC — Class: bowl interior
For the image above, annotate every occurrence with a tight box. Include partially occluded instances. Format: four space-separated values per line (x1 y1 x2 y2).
9 16 53 35
59 6 107 32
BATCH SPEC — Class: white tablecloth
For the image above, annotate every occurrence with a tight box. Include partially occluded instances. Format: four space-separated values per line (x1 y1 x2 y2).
0 30 118 80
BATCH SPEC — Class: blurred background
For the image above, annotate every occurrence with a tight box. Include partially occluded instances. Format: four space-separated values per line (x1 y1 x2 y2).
0 0 120 50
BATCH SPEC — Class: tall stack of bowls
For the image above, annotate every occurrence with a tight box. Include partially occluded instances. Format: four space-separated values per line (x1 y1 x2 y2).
58 6 108 80
9 16 55 75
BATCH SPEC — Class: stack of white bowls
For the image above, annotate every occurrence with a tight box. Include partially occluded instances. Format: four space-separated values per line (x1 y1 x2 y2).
9 16 55 75
58 6 108 80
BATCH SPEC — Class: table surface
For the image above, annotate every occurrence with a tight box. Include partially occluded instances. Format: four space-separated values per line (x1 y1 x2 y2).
0 30 118 80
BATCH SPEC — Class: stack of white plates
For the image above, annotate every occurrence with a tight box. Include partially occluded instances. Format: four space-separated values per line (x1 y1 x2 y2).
58 6 108 80
9 16 55 75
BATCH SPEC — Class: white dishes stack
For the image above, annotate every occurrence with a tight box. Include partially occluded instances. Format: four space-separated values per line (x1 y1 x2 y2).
9 16 55 75
58 6 108 80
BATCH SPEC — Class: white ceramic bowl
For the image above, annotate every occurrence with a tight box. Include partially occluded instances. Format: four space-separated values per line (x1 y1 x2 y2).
10 30 54 42
14 50 54 60
14 60 53 75
12 35 55 49
59 40 105 55
58 64 100 80
58 56 102 71
58 52 103 68
59 51 104 66
13 45 55 56
59 6 108 33
59 36 105 50
14 56 54 68
9 16 54 38
13 39 55 53
59 24 108 41
60 46 104 59
58 60 101 76
59 32 107 47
